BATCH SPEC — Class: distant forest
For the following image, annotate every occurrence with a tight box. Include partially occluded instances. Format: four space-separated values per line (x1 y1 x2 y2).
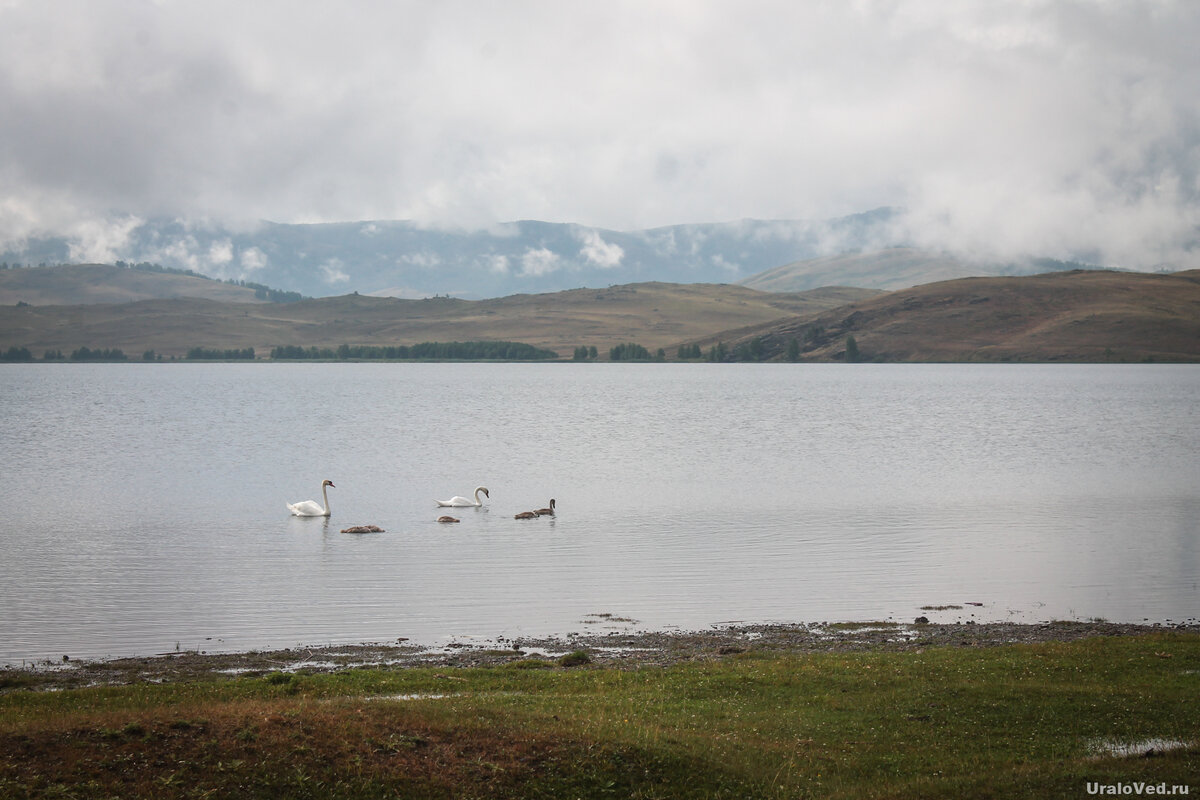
2 341 557 362
270 341 559 360
0 338 818 363
1 346 131 362
116 261 306 303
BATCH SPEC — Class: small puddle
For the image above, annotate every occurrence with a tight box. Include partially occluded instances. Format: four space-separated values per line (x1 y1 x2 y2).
1087 738 1193 759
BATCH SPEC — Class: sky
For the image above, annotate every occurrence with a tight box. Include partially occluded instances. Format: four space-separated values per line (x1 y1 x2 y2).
1 0 1198 269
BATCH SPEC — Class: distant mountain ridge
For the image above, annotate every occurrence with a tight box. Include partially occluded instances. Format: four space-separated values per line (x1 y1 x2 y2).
2 209 916 299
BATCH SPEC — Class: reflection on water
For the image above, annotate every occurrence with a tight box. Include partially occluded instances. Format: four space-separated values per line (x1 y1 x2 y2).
1 363 1198 662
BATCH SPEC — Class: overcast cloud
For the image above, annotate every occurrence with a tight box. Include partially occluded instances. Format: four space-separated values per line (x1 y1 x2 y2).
1 0 1197 269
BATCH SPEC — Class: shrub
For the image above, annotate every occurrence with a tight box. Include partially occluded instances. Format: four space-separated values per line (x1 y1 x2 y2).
556 650 592 667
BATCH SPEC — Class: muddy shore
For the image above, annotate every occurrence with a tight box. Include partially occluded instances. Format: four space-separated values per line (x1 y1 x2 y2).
4 620 1196 692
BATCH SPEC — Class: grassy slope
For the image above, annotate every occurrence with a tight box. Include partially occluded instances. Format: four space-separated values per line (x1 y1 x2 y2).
0 264 264 306
4 266 1199 363
0 281 879 359
703 269 1200 363
738 247 988 292
2 633 1196 798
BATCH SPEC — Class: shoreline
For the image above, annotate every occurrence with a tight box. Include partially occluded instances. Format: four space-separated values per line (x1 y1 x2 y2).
5 620 1196 691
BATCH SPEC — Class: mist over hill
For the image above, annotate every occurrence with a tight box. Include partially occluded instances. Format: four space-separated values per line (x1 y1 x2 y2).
2 209 914 299
736 247 1097 292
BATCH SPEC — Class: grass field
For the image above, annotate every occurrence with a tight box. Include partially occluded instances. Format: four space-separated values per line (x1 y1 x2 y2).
713 269 1200 363
2 631 1196 798
4 265 1199 363
0 279 876 360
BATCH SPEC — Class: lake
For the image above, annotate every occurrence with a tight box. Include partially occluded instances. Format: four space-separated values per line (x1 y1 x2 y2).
2 362 1197 664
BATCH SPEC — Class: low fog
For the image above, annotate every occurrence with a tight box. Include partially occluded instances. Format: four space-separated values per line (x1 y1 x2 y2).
1 0 1197 272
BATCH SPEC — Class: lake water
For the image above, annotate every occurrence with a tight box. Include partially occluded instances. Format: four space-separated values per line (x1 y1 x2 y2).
1 363 1197 664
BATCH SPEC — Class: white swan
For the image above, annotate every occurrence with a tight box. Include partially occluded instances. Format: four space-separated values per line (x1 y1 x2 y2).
436 486 489 507
287 479 335 517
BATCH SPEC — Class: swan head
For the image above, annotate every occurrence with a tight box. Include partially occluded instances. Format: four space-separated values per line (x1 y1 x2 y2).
480 487 490 498
323 480 335 488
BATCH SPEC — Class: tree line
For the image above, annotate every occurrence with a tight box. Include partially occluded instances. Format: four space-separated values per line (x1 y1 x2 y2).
670 326 862 363
121 262 306 303
0 346 254 362
0 346 131 362
186 347 256 360
269 341 559 360
609 342 666 361
2 333 866 364
572 346 599 361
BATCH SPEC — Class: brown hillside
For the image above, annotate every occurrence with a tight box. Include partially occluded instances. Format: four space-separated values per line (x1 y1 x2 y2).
739 247 988 292
0 281 879 359
0 264 265 305
702 269 1200 362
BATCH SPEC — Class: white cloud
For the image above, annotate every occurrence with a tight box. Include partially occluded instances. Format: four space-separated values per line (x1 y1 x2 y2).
519 247 561 277
143 235 202 272
319 258 350 284
710 254 741 276
64 214 143 263
240 246 267 272
398 251 441 269
642 228 678 257
0 1 1196 269
576 228 624 269
207 238 233 265
485 254 510 274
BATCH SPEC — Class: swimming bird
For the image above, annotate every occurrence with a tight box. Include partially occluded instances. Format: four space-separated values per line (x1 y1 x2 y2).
287 480 335 517
341 524 384 533
436 486 490 507
437 516 460 524
534 499 556 516
514 510 537 520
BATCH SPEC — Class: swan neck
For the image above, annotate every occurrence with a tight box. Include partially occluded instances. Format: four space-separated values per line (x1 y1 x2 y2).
322 482 331 515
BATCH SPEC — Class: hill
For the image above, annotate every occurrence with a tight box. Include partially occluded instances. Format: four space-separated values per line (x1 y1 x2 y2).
700 269 1200 363
737 247 1095 293
0 264 266 305
0 280 880 359
0 209 932 299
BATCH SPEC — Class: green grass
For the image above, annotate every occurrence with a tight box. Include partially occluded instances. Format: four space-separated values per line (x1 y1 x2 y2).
1 633 1197 798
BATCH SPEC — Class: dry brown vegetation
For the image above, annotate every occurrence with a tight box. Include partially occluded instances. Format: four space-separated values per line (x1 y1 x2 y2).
0 700 607 799
704 269 1200 362
738 246 990 292
0 277 877 359
0 264 265 306
3 264 1198 362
